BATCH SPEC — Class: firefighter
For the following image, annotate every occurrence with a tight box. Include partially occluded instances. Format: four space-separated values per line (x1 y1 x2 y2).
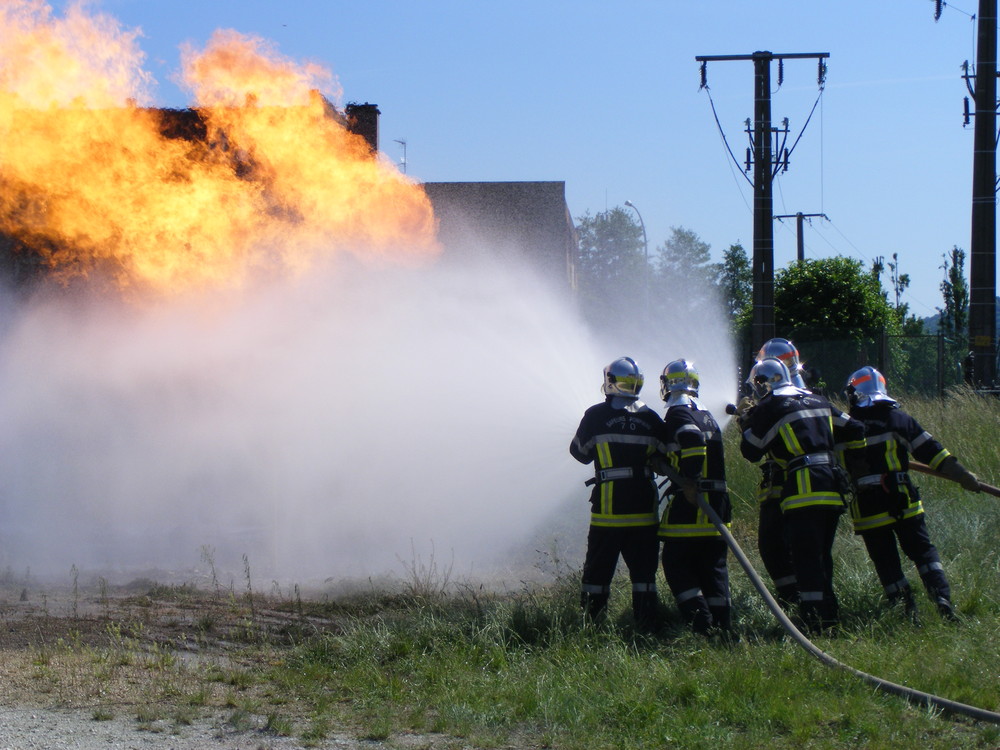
741 338 811 610
843 366 980 621
654 359 732 635
739 357 865 634
756 337 809 389
570 356 663 628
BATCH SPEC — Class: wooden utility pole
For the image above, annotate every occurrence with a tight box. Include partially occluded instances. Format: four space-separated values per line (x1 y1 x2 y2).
774 212 828 262
967 0 998 386
696 51 829 355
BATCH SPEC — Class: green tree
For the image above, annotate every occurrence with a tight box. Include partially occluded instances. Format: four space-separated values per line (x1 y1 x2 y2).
774 256 901 392
938 246 968 343
650 226 716 323
574 207 647 336
715 242 752 335
938 246 970 383
775 256 900 339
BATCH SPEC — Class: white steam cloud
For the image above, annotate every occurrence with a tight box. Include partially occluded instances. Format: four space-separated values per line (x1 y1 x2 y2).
0 248 737 588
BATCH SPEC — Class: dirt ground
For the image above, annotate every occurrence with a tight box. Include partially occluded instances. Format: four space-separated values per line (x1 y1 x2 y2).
0 578 472 750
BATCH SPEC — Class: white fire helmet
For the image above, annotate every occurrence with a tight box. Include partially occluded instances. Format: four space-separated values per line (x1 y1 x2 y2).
845 366 897 407
660 359 699 405
602 356 643 399
748 357 797 399
756 337 807 388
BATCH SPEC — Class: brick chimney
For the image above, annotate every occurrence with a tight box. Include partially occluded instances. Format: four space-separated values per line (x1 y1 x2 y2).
344 102 380 153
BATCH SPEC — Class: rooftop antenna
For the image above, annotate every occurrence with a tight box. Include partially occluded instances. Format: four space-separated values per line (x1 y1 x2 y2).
394 138 407 174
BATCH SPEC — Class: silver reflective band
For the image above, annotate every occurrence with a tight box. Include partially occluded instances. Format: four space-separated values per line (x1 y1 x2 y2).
598 467 638 481
676 587 703 604
697 479 728 492
856 474 883 487
858 472 908 487
884 578 909 595
786 451 836 473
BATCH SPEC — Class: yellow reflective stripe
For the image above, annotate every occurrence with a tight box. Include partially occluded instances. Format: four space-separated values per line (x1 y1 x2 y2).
680 446 707 460
778 423 804 456
928 449 951 470
884 437 902 472
600 478 612 515
596 442 612 469
596 442 612 515
780 492 844 511
591 513 658 527
659 524 728 538
852 512 895 532
796 464 812 495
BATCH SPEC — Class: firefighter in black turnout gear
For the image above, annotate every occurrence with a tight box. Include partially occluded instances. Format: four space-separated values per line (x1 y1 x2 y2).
570 357 662 627
843 366 980 621
655 359 733 635
739 358 865 634
747 338 812 610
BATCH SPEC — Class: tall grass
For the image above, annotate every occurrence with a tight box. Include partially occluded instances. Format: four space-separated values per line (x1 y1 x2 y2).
20 391 998 748
254 390 1000 748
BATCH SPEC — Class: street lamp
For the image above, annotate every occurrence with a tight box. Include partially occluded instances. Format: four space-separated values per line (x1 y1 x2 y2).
623 200 648 265
624 200 650 320
394 138 407 174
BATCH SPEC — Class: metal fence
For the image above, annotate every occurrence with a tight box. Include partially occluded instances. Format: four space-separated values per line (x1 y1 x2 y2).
786 331 969 398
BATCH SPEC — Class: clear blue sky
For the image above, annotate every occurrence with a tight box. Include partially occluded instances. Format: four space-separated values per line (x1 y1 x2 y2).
66 0 987 320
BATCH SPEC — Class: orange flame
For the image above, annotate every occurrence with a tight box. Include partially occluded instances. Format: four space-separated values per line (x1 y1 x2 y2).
0 1 439 295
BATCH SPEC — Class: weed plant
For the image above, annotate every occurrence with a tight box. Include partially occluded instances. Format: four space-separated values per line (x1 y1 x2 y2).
260 389 1000 748
13 391 998 748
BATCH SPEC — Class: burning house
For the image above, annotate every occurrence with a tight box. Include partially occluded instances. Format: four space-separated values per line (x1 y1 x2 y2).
0 90 577 295
0 91 438 296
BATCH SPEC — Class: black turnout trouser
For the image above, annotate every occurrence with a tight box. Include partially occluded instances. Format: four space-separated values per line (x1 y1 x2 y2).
661 536 731 633
581 524 660 624
758 498 798 608
860 513 951 603
783 505 843 631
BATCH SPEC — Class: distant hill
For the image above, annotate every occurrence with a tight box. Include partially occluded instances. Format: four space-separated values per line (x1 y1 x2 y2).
920 296 1000 334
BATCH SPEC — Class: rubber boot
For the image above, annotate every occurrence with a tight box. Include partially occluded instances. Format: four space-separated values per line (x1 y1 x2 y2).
775 583 800 612
581 592 609 622
934 595 959 622
632 590 659 632
708 604 734 637
678 597 713 636
888 584 919 624
799 600 826 636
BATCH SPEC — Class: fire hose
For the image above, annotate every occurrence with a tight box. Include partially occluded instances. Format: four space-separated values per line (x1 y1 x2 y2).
662 446 1000 722
909 460 1000 498
694 493 1000 723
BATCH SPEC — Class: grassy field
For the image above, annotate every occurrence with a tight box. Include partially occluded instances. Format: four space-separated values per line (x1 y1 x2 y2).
3 387 999 748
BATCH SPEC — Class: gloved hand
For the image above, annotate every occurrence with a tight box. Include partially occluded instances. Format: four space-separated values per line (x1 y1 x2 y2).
648 454 671 477
939 457 981 493
736 396 754 418
679 478 698 506
735 396 755 427
959 469 981 493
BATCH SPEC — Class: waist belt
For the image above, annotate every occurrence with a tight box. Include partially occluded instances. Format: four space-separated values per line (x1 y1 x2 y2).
697 479 728 492
785 452 836 474
585 466 653 486
857 472 908 488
